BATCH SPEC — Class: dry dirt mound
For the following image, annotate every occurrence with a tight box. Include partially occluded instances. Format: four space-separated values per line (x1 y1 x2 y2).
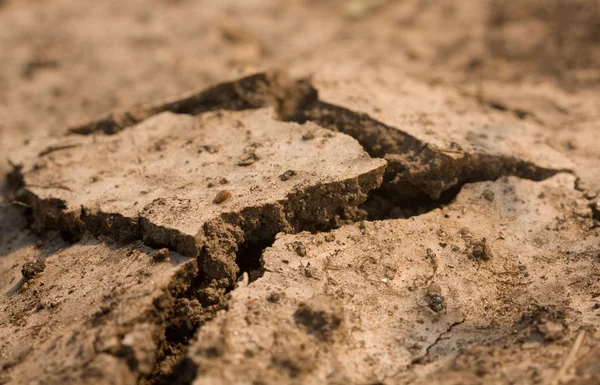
1 1 600 385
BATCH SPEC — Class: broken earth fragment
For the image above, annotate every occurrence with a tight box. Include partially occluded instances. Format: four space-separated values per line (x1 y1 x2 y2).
67 71 284 135
9 107 385 285
293 68 572 200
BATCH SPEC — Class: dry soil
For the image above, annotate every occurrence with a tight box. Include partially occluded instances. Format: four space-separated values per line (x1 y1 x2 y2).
1 1 599 385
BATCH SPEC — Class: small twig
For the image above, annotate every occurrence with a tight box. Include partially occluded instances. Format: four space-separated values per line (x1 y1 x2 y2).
38 144 81 157
550 330 586 385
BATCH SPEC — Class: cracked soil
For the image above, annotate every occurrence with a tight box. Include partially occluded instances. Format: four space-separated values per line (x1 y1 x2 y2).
1 1 600 385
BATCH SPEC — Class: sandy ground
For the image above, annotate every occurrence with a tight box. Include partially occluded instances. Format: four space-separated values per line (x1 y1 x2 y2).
1 1 599 384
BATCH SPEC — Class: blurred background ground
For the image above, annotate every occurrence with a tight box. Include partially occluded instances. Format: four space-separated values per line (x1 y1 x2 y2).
1 0 599 177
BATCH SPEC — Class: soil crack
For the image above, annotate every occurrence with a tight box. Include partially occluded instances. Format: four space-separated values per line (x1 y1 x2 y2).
65 70 567 222
411 318 466 365
269 78 571 219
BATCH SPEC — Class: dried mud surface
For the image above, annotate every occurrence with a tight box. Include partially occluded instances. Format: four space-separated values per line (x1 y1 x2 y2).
1 1 600 385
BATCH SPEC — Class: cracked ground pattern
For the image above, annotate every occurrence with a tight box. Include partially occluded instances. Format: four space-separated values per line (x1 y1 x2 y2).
1 1 600 385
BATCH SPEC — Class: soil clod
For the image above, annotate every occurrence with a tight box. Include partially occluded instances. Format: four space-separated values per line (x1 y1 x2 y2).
293 241 307 257
21 259 46 279
468 238 493 261
153 248 171 262
279 170 296 181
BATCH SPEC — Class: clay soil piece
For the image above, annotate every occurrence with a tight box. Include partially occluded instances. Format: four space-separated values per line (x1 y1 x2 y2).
1 108 385 384
0 239 191 385
9 108 385 283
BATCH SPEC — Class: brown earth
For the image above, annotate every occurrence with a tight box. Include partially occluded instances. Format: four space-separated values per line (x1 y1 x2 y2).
1 1 599 385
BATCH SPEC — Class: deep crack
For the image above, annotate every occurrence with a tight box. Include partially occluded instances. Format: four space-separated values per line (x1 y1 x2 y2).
270 79 569 219
295 99 565 198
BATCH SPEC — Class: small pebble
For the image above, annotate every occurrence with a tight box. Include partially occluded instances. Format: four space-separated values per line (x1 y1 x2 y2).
469 238 493 261
238 152 258 166
280 170 297 181
294 241 307 257
213 190 232 204
267 292 284 303
302 131 315 140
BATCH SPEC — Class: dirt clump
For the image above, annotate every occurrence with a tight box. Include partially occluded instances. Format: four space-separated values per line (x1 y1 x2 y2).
425 283 446 313
153 248 170 262
467 238 494 261
21 259 45 279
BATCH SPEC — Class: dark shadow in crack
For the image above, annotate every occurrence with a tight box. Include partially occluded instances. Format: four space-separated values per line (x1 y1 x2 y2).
235 237 272 283
68 71 283 136
362 184 462 220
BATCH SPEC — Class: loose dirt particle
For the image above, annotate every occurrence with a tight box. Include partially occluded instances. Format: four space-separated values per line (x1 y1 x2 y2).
267 292 284 303
425 282 445 313
237 152 258 166
294 241 307 256
198 145 219 154
279 169 297 181
153 248 170 262
303 262 318 278
213 190 232 204
302 131 315 141
21 259 45 279
468 238 493 261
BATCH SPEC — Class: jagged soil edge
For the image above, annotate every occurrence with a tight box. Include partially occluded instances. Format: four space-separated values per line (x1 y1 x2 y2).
66 71 285 135
293 100 569 201
62 69 567 203
6 161 385 384
119 166 386 385
7 163 384 278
